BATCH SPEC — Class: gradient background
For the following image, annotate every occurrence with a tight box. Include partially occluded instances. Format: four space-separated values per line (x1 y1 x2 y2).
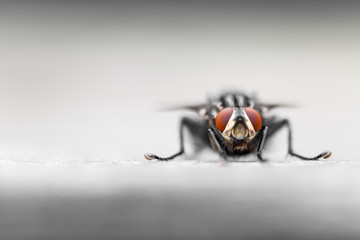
0 1 360 239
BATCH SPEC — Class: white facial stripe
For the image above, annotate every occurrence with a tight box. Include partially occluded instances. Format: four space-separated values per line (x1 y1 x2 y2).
225 95 234 106
240 109 256 137
236 95 244 106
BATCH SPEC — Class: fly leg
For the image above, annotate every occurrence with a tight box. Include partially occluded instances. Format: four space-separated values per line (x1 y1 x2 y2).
256 126 269 162
208 129 227 161
266 119 331 160
144 117 207 161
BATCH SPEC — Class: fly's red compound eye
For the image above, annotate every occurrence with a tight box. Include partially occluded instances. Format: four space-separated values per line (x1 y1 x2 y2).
215 107 233 132
245 107 262 132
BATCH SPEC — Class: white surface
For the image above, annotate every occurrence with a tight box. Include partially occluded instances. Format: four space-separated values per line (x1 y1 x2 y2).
1 160 360 239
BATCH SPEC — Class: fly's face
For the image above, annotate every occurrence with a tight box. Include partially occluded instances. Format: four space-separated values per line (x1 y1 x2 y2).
215 107 262 146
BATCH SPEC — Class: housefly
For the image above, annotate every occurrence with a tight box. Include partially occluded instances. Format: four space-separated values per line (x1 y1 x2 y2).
145 91 331 162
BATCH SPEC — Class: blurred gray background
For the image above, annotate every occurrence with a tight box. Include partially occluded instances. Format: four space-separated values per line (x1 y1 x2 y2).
0 0 358 160
0 1 360 239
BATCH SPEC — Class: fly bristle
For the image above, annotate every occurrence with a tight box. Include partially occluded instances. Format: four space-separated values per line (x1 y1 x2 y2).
234 144 248 152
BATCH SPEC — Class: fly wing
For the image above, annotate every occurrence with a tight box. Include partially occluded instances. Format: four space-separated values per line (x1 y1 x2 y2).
255 103 298 113
259 103 298 110
161 102 296 111
158 103 209 118
159 103 208 112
